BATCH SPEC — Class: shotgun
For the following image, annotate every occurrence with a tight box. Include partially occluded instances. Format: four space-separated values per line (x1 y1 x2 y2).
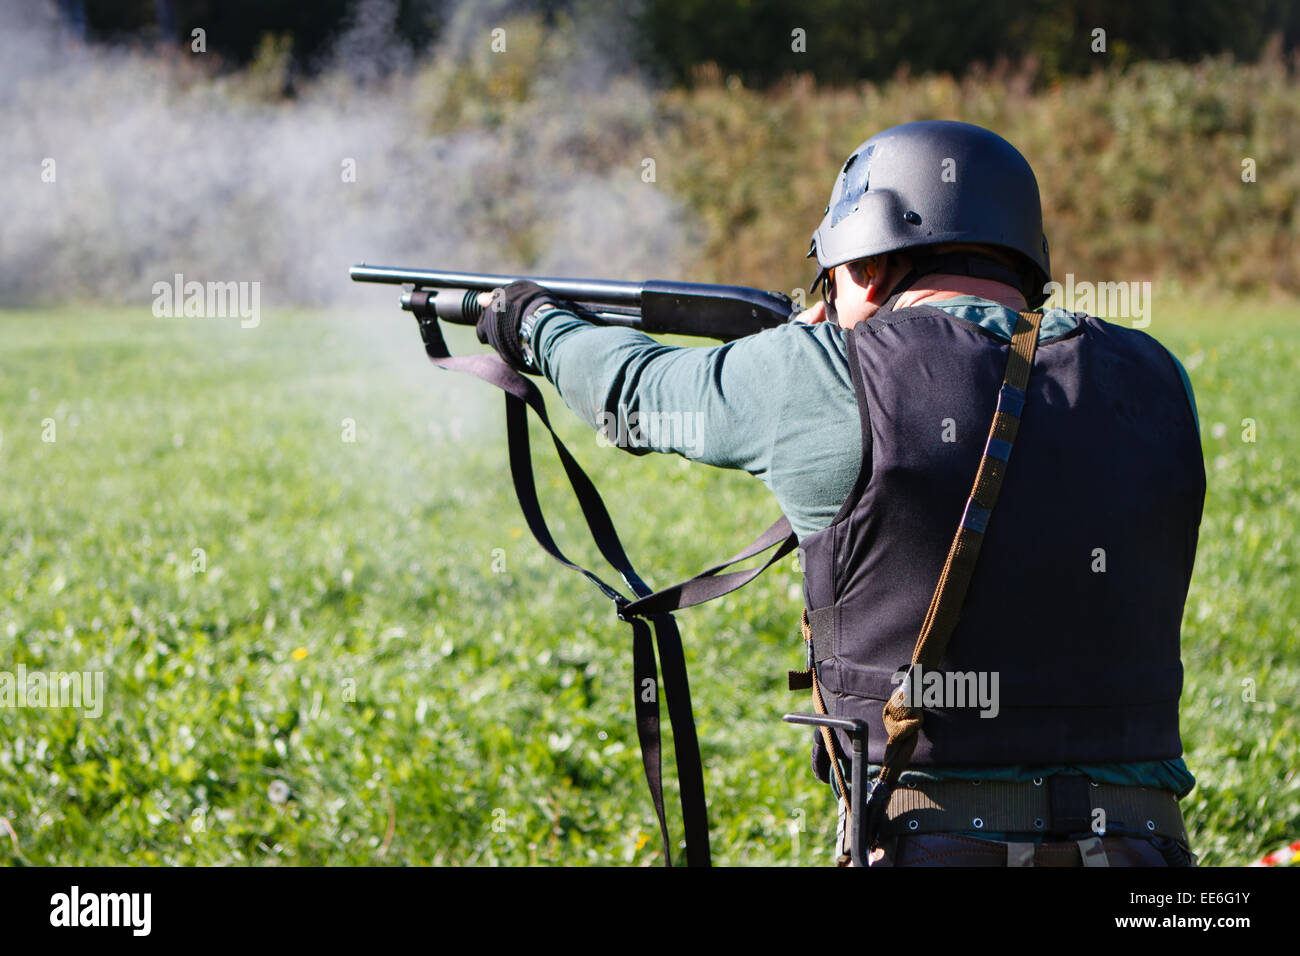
349 264 799 349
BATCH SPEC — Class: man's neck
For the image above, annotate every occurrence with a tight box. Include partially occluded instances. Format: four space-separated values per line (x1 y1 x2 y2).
895 274 1028 312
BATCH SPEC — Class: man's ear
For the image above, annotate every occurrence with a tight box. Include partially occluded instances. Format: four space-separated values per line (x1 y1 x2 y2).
868 252 913 304
862 254 888 304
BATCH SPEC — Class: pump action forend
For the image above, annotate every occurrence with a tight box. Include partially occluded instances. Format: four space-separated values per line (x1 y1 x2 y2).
349 264 799 343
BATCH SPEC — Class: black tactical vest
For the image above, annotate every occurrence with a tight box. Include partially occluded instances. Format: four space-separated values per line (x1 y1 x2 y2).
799 304 1206 779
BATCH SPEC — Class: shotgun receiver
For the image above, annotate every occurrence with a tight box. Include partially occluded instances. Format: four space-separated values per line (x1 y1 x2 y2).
349 264 799 344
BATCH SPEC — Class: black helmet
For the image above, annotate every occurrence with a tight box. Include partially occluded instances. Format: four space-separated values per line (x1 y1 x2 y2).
809 120 1052 307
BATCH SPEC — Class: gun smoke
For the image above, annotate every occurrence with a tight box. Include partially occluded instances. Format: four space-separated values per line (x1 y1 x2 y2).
0 0 690 310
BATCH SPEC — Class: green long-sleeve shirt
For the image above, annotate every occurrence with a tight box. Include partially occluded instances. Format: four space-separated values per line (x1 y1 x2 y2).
530 295 1199 801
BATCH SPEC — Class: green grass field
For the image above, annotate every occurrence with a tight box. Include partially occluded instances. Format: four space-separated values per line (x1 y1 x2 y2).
1 300 1296 866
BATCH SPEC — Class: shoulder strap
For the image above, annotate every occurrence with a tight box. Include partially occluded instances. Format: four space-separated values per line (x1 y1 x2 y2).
867 309 1044 830
417 321 796 866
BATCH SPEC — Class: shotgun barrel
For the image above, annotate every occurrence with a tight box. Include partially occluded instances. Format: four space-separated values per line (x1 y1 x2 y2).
349 264 798 342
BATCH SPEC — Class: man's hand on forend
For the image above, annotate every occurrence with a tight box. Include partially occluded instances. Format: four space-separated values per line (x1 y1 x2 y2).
476 280 562 374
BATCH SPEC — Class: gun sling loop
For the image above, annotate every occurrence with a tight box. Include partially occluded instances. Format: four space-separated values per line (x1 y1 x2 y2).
795 308 1045 855
416 319 797 867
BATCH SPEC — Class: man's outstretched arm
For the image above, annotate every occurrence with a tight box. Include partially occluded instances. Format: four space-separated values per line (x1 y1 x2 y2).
529 310 862 537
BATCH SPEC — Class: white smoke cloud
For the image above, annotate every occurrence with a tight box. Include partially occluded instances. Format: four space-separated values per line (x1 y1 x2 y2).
0 0 689 308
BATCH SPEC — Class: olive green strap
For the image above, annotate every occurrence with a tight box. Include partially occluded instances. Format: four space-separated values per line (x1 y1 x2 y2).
876 310 1044 793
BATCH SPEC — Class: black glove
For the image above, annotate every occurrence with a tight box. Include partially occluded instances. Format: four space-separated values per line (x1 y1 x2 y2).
476 280 559 374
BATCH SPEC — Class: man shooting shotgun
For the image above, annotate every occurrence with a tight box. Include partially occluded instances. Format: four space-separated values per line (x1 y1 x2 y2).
355 120 1205 868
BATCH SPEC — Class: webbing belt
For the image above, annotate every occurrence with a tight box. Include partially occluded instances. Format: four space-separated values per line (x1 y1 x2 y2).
878 779 1189 846
416 319 796 867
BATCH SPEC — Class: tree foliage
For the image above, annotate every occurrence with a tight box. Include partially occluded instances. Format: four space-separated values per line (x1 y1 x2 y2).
62 0 1300 85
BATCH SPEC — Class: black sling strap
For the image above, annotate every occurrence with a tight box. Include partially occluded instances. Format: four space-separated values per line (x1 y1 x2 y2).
416 320 796 866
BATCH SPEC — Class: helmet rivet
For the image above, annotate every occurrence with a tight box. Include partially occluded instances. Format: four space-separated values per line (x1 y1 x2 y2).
904 210 922 225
